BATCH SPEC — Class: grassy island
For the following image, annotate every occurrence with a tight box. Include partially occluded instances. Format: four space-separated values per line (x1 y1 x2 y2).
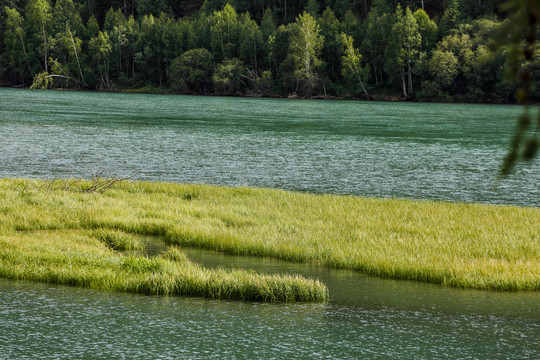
0 179 538 301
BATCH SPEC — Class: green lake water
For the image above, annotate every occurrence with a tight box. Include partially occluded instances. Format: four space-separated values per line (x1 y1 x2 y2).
0 88 539 358
0 88 538 206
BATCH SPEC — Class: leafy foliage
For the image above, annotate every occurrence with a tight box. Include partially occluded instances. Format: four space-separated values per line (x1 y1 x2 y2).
0 0 535 105
213 57 245 95
289 12 324 96
169 48 213 94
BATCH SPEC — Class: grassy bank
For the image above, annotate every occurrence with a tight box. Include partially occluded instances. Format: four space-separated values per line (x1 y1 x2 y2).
1 179 539 294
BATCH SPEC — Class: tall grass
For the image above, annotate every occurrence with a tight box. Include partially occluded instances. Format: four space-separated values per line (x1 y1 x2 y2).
1 178 539 292
93 228 144 251
0 229 327 302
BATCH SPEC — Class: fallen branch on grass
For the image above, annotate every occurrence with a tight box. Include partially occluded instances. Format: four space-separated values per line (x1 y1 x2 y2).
14 165 138 194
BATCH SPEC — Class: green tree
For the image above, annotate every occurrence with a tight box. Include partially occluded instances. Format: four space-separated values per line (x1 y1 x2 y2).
260 7 276 70
319 7 341 85
270 23 295 93
125 15 140 82
429 49 458 87
289 11 324 96
89 31 112 89
413 8 437 52
261 7 275 40
436 32 475 93
169 48 213 94
238 12 262 73
361 1 392 87
104 7 125 33
30 57 72 89
210 3 240 61
25 0 53 73
254 69 272 95
52 0 84 36
385 5 421 97
3 6 33 82
135 13 173 87
85 15 100 40
340 32 368 96
213 58 245 95
187 12 212 50
341 9 360 38
438 0 461 39
50 25 87 87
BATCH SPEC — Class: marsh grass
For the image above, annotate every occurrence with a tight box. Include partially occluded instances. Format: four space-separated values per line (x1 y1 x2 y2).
93 228 143 251
0 229 327 302
1 178 539 293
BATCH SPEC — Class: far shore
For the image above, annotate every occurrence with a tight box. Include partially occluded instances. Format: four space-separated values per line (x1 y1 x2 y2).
1 85 524 105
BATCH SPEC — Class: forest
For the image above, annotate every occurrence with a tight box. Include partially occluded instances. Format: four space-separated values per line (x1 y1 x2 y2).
0 0 538 102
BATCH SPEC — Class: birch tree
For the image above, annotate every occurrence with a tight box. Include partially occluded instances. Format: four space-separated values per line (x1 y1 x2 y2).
384 5 421 97
340 32 368 96
289 11 324 96
25 0 52 73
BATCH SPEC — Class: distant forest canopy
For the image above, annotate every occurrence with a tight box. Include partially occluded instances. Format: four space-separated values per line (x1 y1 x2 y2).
0 0 538 102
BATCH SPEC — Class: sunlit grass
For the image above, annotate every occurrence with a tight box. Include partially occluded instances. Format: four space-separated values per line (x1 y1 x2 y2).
1 178 539 293
0 229 327 302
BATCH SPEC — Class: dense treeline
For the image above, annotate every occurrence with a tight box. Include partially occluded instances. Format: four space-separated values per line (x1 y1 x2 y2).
0 0 537 102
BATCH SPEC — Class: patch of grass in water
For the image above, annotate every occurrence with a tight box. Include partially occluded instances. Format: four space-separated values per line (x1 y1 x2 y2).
0 178 539 294
0 229 327 302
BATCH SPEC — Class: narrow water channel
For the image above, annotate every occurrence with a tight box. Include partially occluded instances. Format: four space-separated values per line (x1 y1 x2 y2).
1 238 538 359
139 237 540 318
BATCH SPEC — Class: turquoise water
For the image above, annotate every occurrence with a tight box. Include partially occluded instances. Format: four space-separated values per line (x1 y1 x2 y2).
1 247 539 360
1 247 539 359
0 88 539 358
0 88 538 206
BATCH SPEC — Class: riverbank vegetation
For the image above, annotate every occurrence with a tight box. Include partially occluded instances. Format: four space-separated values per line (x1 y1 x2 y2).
1 178 538 294
1 0 538 103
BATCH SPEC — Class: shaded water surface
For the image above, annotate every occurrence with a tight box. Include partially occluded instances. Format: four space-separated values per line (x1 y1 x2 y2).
1 88 538 206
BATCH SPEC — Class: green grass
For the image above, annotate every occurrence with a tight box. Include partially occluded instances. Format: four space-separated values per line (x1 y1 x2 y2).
92 228 144 251
1 178 539 295
0 228 327 302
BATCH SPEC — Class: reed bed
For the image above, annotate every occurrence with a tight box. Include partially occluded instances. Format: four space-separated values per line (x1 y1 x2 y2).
1 178 539 292
0 229 328 302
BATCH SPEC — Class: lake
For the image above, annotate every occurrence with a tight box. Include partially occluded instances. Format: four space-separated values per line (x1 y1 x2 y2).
0 88 538 358
1 88 538 206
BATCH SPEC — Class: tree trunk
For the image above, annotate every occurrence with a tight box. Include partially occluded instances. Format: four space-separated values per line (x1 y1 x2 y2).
364 0 368 18
18 35 33 78
407 56 412 95
352 64 369 96
356 73 369 96
253 35 258 73
68 27 87 87
42 25 48 73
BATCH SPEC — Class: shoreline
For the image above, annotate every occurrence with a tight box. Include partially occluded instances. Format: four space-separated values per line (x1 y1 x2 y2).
1 85 525 105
